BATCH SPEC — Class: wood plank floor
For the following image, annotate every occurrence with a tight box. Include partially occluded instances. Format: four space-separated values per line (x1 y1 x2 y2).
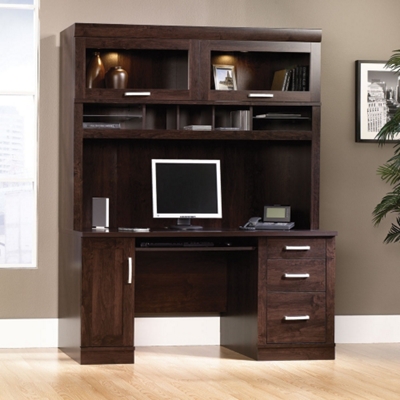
0 344 399 399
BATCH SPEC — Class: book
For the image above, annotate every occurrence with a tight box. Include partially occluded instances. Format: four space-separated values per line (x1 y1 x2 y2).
284 68 293 90
271 68 287 91
230 110 251 130
183 125 212 130
301 65 309 91
253 113 303 120
83 122 121 129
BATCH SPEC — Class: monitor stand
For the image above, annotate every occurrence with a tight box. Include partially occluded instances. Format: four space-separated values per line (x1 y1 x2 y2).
169 218 203 230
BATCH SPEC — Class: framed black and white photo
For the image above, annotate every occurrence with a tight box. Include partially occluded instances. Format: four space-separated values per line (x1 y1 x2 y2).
213 64 237 90
356 60 400 142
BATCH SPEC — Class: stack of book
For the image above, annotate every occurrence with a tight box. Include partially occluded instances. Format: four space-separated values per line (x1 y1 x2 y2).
271 65 309 91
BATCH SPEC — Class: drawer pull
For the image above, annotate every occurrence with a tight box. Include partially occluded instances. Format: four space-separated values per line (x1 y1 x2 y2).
284 315 310 321
284 273 310 279
248 93 274 98
128 257 133 284
124 91 151 97
285 245 311 251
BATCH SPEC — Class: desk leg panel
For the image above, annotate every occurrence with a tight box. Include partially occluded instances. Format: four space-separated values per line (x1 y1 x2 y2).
220 250 259 359
81 346 135 365
257 345 335 361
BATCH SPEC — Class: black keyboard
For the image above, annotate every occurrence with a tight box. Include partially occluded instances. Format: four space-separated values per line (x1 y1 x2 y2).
184 241 214 247
140 241 215 248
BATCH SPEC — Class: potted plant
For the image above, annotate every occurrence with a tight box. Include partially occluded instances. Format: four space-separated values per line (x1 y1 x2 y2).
372 50 400 243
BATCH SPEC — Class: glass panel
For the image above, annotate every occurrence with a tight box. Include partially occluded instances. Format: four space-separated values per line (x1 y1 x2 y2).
0 1 34 5
0 181 34 265
211 51 310 91
0 96 35 179
87 49 189 90
0 9 35 92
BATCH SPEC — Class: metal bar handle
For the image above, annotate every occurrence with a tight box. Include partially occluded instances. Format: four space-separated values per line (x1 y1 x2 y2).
285 245 311 251
284 315 310 321
124 91 151 97
284 273 310 279
128 257 133 284
248 93 274 98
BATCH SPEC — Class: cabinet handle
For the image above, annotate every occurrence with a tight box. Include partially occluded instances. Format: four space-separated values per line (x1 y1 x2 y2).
124 91 151 97
285 245 311 251
284 315 310 321
248 93 274 98
128 257 133 284
283 273 310 279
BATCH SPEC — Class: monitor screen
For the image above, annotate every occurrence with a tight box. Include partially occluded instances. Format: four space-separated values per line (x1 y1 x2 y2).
152 159 222 229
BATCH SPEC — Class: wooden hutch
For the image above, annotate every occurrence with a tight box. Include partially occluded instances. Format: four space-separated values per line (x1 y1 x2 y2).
59 23 336 364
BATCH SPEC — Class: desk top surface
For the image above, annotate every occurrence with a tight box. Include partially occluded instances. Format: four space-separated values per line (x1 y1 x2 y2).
79 228 337 238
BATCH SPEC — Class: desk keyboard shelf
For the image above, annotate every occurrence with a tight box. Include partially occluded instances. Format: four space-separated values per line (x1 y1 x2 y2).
136 246 256 252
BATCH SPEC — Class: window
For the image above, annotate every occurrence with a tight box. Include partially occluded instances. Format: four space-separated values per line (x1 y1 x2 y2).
0 0 38 267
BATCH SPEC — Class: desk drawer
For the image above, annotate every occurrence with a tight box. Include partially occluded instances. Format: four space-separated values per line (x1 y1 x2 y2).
268 238 326 259
267 292 326 343
267 259 326 292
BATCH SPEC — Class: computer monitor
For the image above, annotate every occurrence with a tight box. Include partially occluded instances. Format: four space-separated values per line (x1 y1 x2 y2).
151 159 222 230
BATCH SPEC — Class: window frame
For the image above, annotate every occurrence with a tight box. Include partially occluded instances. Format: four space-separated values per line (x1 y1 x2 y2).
0 0 39 268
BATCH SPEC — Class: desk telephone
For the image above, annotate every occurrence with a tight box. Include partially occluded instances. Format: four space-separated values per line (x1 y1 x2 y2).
240 205 295 230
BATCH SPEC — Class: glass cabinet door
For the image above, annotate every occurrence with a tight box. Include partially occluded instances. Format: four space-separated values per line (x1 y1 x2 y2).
76 38 197 101
201 40 320 103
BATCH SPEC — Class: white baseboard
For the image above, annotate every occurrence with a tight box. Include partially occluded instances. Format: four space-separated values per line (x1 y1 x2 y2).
136 315 400 346
0 318 58 348
335 315 400 343
135 316 220 346
0 316 399 348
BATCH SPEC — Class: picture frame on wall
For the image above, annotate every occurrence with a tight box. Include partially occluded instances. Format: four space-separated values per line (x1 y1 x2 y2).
356 60 400 142
213 64 237 90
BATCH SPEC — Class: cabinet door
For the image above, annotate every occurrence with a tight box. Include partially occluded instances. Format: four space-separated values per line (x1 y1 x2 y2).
81 238 135 347
77 38 197 101
200 40 320 102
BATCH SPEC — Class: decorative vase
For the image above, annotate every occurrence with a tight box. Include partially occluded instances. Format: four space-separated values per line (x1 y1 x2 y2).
86 51 105 88
105 66 129 89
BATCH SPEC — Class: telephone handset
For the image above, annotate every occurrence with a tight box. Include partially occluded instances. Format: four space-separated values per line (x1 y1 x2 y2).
241 217 262 230
240 216 295 231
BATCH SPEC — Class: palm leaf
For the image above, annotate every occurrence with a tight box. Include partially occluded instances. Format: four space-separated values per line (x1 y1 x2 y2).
384 217 400 244
377 162 400 186
377 162 400 182
385 49 400 74
372 189 400 225
375 110 400 144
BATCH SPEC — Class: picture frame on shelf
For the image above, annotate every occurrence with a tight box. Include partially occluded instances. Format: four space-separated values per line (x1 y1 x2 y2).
356 60 400 142
213 64 237 90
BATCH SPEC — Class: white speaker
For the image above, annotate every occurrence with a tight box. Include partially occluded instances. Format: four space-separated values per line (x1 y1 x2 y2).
92 197 109 229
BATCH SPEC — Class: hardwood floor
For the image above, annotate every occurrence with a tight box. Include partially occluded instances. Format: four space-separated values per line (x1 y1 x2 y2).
0 344 399 399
